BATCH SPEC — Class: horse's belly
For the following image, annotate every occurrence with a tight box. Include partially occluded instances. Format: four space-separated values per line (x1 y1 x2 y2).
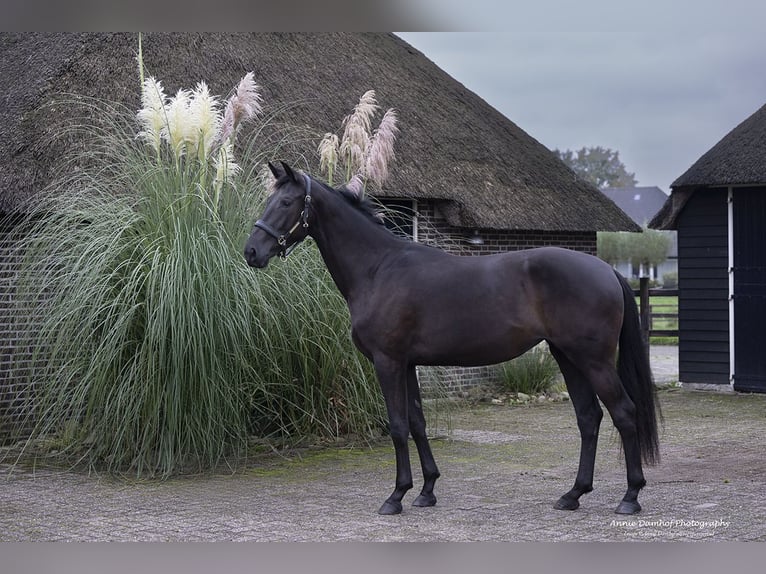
411 324 541 367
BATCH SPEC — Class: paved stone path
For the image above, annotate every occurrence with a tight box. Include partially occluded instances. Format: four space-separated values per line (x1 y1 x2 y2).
651 345 678 385
4 345 764 542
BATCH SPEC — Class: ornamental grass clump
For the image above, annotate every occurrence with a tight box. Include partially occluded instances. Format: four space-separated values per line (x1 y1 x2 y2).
497 345 561 397
6 71 383 477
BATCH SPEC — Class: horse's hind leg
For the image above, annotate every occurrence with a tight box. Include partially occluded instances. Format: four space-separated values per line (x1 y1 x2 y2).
549 345 603 511
407 365 440 507
593 372 646 514
578 360 646 515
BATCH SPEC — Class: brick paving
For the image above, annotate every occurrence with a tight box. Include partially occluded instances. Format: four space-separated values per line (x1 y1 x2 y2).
2 346 765 542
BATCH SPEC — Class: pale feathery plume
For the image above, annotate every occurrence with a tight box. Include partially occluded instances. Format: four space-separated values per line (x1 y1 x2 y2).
365 108 399 188
218 101 236 149
339 121 370 176
259 163 279 197
234 72 262 121
342 90 379 135
187 81 221 161
213 142 240 186
344 173 365 198
318 133 339 185
340 91 378 178
137 76 167 155
212 141 241 207
217 72 263 146
162 88 193 158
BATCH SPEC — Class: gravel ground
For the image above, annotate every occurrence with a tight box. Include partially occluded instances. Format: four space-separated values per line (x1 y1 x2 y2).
3 344 765 542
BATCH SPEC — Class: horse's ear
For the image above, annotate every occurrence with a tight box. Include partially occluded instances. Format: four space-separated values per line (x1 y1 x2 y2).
280 161 298 183
267 161 282 179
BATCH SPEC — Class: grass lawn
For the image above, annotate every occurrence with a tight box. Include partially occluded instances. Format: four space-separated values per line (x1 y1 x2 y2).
636 294 678 345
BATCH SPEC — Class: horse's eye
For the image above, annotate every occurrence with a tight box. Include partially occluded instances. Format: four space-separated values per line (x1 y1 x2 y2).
281 199 292 207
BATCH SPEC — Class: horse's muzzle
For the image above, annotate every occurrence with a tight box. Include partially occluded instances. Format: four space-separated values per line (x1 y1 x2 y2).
244 245 269 269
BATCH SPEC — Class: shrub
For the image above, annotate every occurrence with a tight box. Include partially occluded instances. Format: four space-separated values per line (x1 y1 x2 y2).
662 271 678 289
497 345 560 396
5 74 385 477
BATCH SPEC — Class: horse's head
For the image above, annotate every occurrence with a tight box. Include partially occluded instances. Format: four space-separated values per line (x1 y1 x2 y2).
244 161 312 268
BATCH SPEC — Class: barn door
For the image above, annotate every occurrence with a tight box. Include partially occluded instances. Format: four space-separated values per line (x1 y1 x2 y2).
732 187 766 392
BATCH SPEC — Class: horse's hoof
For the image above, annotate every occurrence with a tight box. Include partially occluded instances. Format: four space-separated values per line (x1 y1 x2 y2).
378 500 403 515
615 500 641 515
554 496 580 511
412 493 437 507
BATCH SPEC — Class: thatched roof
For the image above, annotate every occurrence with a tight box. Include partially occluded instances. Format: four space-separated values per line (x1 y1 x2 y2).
651 101 766 229
0 33 636 232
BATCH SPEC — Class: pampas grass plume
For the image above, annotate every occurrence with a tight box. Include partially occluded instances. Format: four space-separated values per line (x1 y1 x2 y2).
319 90 399 192
188 81 221 161
340 90 379 179
213 141 240 199
163 88 193 158
218 72 263 145
318 133 340 185
345 173 365 197
137 77 167 156
365 108 398 188
343 89 379 134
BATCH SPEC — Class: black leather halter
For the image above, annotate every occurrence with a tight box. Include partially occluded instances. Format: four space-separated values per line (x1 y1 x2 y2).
253 173 312 258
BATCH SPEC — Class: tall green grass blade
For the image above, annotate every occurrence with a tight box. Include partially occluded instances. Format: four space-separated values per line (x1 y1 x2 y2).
5 96 385 477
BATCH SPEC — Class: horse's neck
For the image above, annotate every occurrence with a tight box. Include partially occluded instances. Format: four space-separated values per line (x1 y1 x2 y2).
310 190 400 301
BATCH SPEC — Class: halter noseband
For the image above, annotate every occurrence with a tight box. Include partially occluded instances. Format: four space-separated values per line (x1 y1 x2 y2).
253 173 312 258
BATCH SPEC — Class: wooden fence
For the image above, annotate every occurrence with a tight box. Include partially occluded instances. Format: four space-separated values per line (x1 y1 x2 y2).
634 276 678 346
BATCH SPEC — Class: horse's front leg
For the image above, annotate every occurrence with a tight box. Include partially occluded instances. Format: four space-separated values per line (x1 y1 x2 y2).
374 357 413 515
407 365 440 507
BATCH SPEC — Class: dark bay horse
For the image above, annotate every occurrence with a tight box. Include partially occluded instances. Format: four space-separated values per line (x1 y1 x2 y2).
244 161 660 516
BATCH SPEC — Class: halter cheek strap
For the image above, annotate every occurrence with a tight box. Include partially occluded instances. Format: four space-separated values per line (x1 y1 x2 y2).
253 173 312 258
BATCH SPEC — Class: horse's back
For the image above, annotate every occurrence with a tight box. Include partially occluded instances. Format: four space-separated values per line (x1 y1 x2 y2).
521 246 620 293
373 244 621 326
354 245 622 366
443 246 620 305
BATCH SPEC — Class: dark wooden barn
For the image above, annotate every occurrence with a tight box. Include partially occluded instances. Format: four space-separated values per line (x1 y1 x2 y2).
651 102 766 393
0 33 637 436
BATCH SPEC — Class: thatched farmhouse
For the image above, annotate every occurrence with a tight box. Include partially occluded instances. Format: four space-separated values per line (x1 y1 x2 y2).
1 33 634 234
1 33 636 433
651 101 766 393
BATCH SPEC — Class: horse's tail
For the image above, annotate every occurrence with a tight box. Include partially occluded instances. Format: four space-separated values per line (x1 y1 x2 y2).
615 270 662 465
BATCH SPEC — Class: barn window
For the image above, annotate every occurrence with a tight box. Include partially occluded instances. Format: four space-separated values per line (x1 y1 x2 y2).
377 198 418 241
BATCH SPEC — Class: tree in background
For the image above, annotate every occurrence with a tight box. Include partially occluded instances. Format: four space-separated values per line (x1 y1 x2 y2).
632 227 672 270
596 231 624 266
554 146 637 189
555 145 670 279
597 227 671 277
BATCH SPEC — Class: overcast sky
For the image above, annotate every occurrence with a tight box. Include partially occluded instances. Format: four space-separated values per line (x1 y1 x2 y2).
397 0 766 192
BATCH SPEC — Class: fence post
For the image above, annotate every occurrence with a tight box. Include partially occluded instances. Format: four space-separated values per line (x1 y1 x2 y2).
639 277 650 355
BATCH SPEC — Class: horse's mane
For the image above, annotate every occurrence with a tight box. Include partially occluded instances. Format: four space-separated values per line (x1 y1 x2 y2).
333 183 385 226
273 173 384 226
269 174 384 225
